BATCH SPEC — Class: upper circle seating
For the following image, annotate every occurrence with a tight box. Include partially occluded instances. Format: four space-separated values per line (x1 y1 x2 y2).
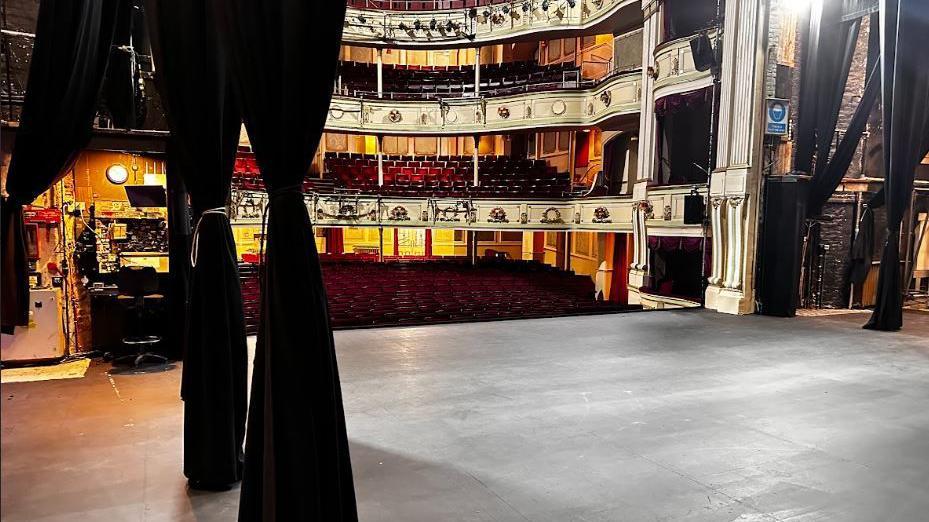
336 60 580 99
347 0 517 11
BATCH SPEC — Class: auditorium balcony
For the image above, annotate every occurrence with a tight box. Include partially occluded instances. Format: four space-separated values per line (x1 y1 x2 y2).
336 60 581 100
341 0 642 48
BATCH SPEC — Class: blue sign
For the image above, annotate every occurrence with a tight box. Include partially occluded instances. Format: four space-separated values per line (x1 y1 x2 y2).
765 99 789 135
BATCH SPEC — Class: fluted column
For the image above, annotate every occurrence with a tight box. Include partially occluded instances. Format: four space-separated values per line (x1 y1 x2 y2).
707 196 726 286
703 0 768 315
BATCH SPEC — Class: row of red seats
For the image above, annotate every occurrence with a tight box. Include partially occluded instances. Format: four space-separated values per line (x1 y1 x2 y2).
348 0 525 12
239 257 635 332
337 60 579 98
323 153 570 198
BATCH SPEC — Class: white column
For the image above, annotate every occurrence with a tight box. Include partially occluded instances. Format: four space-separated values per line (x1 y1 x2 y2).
376 135 384 186
635 3 661 184
704 0 769 315
708 196 726 286
472 135 480 186
376 49 384 98
474 47 481 96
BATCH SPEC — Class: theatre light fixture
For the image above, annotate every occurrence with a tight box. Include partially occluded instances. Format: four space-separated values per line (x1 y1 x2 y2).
106 163 130 185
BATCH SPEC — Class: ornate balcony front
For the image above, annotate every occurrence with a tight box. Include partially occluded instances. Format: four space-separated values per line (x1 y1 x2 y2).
342 0 640 49
326 69 641 135
652 30 717 100
230 189 638 233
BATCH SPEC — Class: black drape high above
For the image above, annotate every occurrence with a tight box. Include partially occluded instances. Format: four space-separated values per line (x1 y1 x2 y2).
806 61 881 217
1 0 118 334
864 0 929 331
795 1 861 178
145 0 247 488
212 1 357 519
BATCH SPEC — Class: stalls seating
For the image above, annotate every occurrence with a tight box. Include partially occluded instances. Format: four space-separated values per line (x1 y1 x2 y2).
239 257 635 332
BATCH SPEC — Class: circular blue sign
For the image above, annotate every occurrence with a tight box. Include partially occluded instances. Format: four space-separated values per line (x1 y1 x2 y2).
768 101 786 122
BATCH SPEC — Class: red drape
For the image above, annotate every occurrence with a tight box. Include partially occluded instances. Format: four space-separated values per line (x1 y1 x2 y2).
328 228 344 255
424 229 433 258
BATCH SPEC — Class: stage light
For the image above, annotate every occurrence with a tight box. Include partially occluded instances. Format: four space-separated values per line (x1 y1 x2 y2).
522 1 531 12
430 18 437 30
106 164 129 185
468 7 478 18
541 0 550 11
567 0 576 7
502 5 510 14
414 19 422 31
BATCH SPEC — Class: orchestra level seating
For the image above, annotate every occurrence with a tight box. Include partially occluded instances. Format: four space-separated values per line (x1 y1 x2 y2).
336 60 580 99
238 257 637 333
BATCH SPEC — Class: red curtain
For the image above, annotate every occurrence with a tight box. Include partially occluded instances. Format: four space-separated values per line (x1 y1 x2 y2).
609 233 630 304
327 228 344 255
424 229 433 258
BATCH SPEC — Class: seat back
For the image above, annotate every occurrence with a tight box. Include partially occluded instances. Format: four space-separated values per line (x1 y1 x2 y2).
118 266 159 297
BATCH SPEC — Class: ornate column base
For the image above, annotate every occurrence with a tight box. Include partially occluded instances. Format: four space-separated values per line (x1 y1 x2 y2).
704 285 755 315
627 268 646 305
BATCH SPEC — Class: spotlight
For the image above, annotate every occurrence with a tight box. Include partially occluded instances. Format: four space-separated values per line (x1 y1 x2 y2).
445 20 455 32
414 19 422 31
522 1 531 12
430 18 437 30
501 5 510 14
541 0 550 11
468 7 478 18
566 0 576 7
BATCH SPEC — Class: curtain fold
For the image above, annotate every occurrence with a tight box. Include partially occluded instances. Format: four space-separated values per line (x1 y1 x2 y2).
864 0 929 331
145 0 247 488
795 3 859 176
211 0 357 519
807 61 880 216
1 0 118 334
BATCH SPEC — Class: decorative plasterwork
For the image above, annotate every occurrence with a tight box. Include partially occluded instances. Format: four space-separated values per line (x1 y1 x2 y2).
652 30 717 99
231 192 650 234
325 71 641 135
342 0 638 49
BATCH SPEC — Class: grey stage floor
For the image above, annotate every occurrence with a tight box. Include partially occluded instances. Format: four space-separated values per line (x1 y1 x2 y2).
2 310 929 521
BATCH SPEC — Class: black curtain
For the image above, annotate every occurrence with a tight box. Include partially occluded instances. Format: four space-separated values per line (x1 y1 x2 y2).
1 0 118 334
864 0 929 331
807 62 880 216
795 3 860 176
211 1 357 519
146 0 247 489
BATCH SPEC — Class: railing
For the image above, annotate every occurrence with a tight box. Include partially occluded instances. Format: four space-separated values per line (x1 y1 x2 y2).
334 63 640 102
342 0 635 47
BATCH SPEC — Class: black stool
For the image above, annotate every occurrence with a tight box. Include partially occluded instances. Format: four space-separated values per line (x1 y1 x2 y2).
112 266 166 367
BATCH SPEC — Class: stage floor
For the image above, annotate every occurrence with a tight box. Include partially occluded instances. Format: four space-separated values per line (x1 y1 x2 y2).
2 310 929 521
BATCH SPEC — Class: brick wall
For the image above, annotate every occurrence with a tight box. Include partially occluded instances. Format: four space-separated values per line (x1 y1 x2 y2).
816 194 857 308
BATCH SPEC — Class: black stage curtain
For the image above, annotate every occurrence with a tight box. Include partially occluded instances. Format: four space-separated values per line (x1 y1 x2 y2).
864 0 929 331
1 0 118 334
145 0 246 488
807 62 880 216
212 1 358 519
795 3 860 176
